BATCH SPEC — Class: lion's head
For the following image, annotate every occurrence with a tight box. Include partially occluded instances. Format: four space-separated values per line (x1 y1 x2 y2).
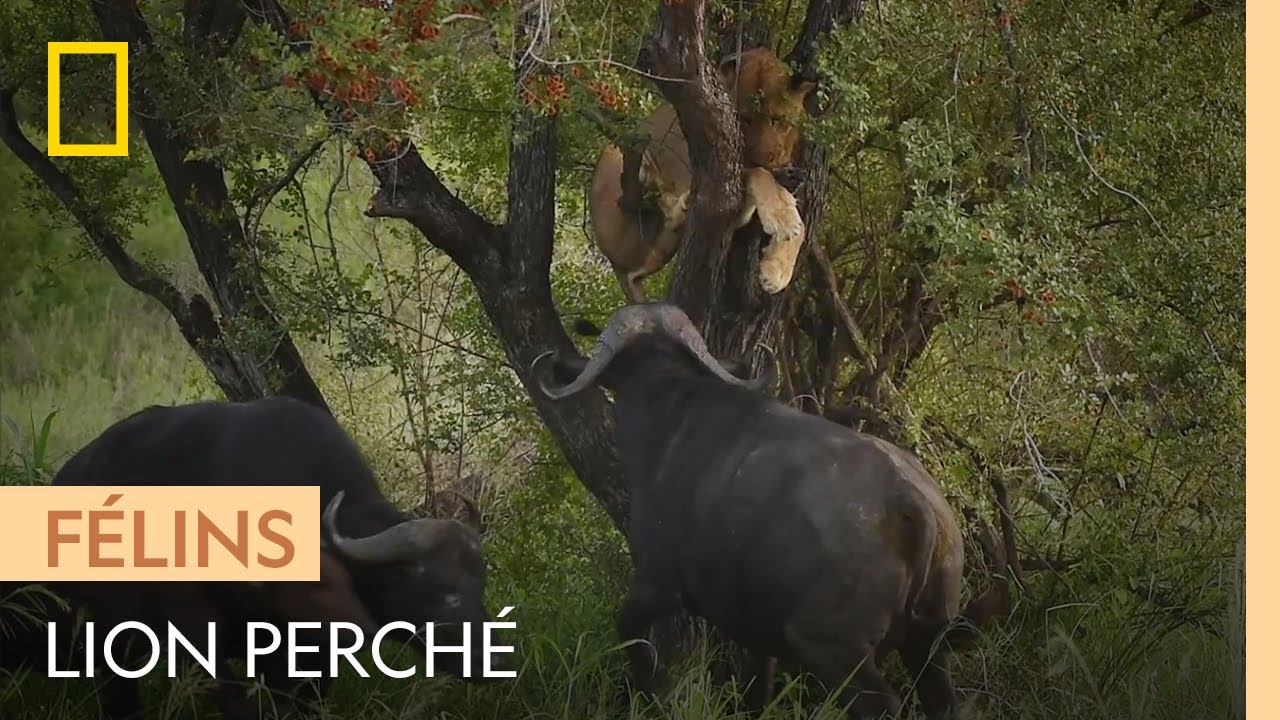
719 48 818 170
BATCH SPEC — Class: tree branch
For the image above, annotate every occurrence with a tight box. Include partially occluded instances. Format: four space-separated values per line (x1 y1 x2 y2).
878 259 944 388
710 0 771 61
241 0 501 276
243 136 328 239
363 144 501 275
993 4 1042 180
502 6 559 283
807 234 878 373
182 0 246 57
924 417 1026 588
0 91 186 318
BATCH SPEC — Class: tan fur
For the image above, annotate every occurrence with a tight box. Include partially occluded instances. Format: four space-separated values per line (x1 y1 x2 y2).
587 48 816 303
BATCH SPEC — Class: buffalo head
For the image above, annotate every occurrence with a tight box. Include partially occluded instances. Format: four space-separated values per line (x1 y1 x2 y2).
321 490 506 679
533 303 773 398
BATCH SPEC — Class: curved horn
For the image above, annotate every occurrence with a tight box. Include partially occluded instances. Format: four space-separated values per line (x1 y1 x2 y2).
654 306 772 391
533 307 656 399
323 490 449 565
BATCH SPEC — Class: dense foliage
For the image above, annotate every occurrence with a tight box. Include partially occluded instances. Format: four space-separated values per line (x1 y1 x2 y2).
0 0 1243 718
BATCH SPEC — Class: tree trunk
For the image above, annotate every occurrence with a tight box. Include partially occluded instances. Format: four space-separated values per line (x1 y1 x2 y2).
87 0 329 412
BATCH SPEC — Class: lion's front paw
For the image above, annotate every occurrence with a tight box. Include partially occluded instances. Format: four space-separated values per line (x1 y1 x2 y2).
757 207 804 294
759 252 796 294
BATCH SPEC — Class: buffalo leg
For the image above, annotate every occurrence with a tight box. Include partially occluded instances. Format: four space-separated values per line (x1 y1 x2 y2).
616 581 680 696
783 624 902 720
742 652 777 712
901 630 958 720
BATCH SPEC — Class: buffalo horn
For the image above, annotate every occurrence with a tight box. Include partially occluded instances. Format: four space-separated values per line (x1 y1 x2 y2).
532 305 656 399
654 305 771 391
323 490 449 565
534 303 771 398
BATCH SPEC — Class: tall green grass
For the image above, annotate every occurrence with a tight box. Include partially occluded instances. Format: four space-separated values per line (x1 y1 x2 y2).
0 145 207 464
0 416 1244 719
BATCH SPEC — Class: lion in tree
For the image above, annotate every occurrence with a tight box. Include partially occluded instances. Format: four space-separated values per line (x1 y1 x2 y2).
587 48 817 303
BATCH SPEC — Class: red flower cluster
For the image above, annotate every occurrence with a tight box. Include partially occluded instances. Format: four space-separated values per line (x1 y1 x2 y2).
389 77 417 105
586 79 624 111
546 74 566 100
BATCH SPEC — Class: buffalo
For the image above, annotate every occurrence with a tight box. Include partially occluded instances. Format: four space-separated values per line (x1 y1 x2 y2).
41 397 503 719
533 303 1005 720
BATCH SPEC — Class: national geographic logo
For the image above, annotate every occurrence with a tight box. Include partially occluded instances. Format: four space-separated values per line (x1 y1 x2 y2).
46 41 129 157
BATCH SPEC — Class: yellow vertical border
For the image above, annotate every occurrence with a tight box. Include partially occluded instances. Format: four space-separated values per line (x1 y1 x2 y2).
1248 1 1270 719
46 41 129 157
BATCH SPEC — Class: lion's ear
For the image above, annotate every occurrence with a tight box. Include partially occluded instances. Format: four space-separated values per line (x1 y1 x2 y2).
791 79 818 97
791 79 819 115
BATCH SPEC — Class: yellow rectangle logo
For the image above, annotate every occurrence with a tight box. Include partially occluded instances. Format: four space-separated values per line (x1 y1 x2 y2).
0 486 319 581
47 41 129 157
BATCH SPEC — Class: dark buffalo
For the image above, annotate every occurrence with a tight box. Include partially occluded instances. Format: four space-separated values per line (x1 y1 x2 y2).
533 303 1005 720
45 397 502 719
